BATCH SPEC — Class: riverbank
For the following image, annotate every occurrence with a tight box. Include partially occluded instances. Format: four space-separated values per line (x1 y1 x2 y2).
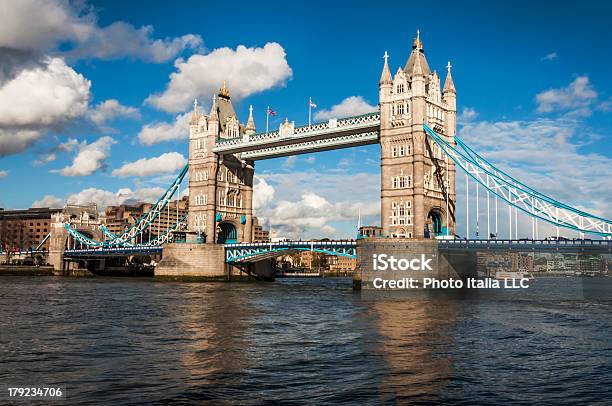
0 265 56 276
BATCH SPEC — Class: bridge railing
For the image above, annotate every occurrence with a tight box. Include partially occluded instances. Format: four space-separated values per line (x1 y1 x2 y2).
224 240 357 248
214 112 380 153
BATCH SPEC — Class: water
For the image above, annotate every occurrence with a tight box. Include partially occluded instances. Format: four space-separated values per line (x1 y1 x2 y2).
1 276 611 405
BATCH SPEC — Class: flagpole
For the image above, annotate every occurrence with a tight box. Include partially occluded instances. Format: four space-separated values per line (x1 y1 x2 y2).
266 106 269 134
308 97 312 127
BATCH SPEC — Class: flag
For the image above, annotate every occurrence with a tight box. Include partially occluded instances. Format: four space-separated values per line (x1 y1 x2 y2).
267 107 276 116
309 100 317 108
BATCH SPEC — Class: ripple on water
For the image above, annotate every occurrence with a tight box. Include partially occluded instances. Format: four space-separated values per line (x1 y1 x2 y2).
0 276 610 405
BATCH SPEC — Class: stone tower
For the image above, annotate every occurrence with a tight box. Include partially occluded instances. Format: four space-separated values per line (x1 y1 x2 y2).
379 31 457 239
188 82 254 243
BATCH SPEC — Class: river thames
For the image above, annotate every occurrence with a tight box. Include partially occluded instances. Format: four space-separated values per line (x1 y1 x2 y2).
1 276 611 405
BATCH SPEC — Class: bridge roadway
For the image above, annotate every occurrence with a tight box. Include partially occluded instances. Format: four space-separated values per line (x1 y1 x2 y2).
60 239 612 261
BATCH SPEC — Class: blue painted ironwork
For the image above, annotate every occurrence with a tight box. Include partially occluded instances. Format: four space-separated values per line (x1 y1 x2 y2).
423 124 612 237
438 238 612 253
65 165 189 247
224 240 357 263
64 246 163 257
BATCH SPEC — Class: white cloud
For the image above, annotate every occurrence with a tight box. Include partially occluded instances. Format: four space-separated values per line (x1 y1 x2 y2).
89 99 140 126
0 57 90 127
541 52 558 61
146 43 292 112
33 153 56 166
0 128 42 157
458 107 478 123
0 56 90 156
112 152 187 177
31 194 64 208
536 76 597 115
253 176 275 211
67 22 203 63
55 136 116 176
314 96 377 121
0 0 92 52
0 1 202 63
0 170 8 179
598 97 612 112
33 186 166 212
283 156 296 168
137 112 190 145
253 170 380 239
67 187 164 209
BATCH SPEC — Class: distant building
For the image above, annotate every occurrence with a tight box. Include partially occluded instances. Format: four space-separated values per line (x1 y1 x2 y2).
0 204 98 251
251 217 270 242
359 225 383 238
104 197 188 242
328 255 357 273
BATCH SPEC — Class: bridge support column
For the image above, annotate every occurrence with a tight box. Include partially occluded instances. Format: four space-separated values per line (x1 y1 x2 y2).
155 243 226 280
354 238 475 290
48 223 68 272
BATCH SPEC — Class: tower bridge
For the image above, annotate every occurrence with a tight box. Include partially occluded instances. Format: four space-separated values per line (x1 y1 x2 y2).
55 31 612 282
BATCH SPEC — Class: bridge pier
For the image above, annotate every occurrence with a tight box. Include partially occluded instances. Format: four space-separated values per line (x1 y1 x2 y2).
155 243 227 280
354 238 476 290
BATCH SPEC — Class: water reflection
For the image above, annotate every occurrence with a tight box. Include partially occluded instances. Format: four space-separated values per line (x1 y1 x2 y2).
371 298 457 404
177 284 253 382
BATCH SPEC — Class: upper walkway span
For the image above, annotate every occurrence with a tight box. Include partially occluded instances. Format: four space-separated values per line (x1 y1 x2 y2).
213 112 380 160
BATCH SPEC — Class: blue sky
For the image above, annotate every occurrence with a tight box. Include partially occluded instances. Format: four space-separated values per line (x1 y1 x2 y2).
0 0 611 239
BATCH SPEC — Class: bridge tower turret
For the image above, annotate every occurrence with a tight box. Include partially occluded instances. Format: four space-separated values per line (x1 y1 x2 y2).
379 31 456 239
188 84 254 244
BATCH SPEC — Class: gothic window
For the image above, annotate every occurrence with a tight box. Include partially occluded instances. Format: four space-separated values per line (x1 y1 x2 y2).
227 194 235 207
398 145 405 156
406 142 413 155
396 83 404 94
392 177 399 189
406 175 412 188
399 176 406 189
397 103 404 115
391 146 398 158
195 194 207 206
218 171 224 181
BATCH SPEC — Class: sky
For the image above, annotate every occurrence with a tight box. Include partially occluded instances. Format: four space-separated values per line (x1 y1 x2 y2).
0 0 611 239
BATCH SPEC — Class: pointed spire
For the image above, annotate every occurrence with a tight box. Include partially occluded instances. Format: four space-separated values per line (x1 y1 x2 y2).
219 80 230 98
209 94 218 120
190 98 199 125
412 29 423 52
443 61 456 93
245 104 256 134
412 44 424 76
379 51 392 85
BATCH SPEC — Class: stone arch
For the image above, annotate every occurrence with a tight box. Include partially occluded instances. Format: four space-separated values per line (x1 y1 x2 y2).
217 221 238 244
427 208 444 236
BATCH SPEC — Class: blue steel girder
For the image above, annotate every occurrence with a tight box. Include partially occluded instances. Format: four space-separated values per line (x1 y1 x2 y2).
423 124 612 237
65 165 189 247
224 241 357 263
